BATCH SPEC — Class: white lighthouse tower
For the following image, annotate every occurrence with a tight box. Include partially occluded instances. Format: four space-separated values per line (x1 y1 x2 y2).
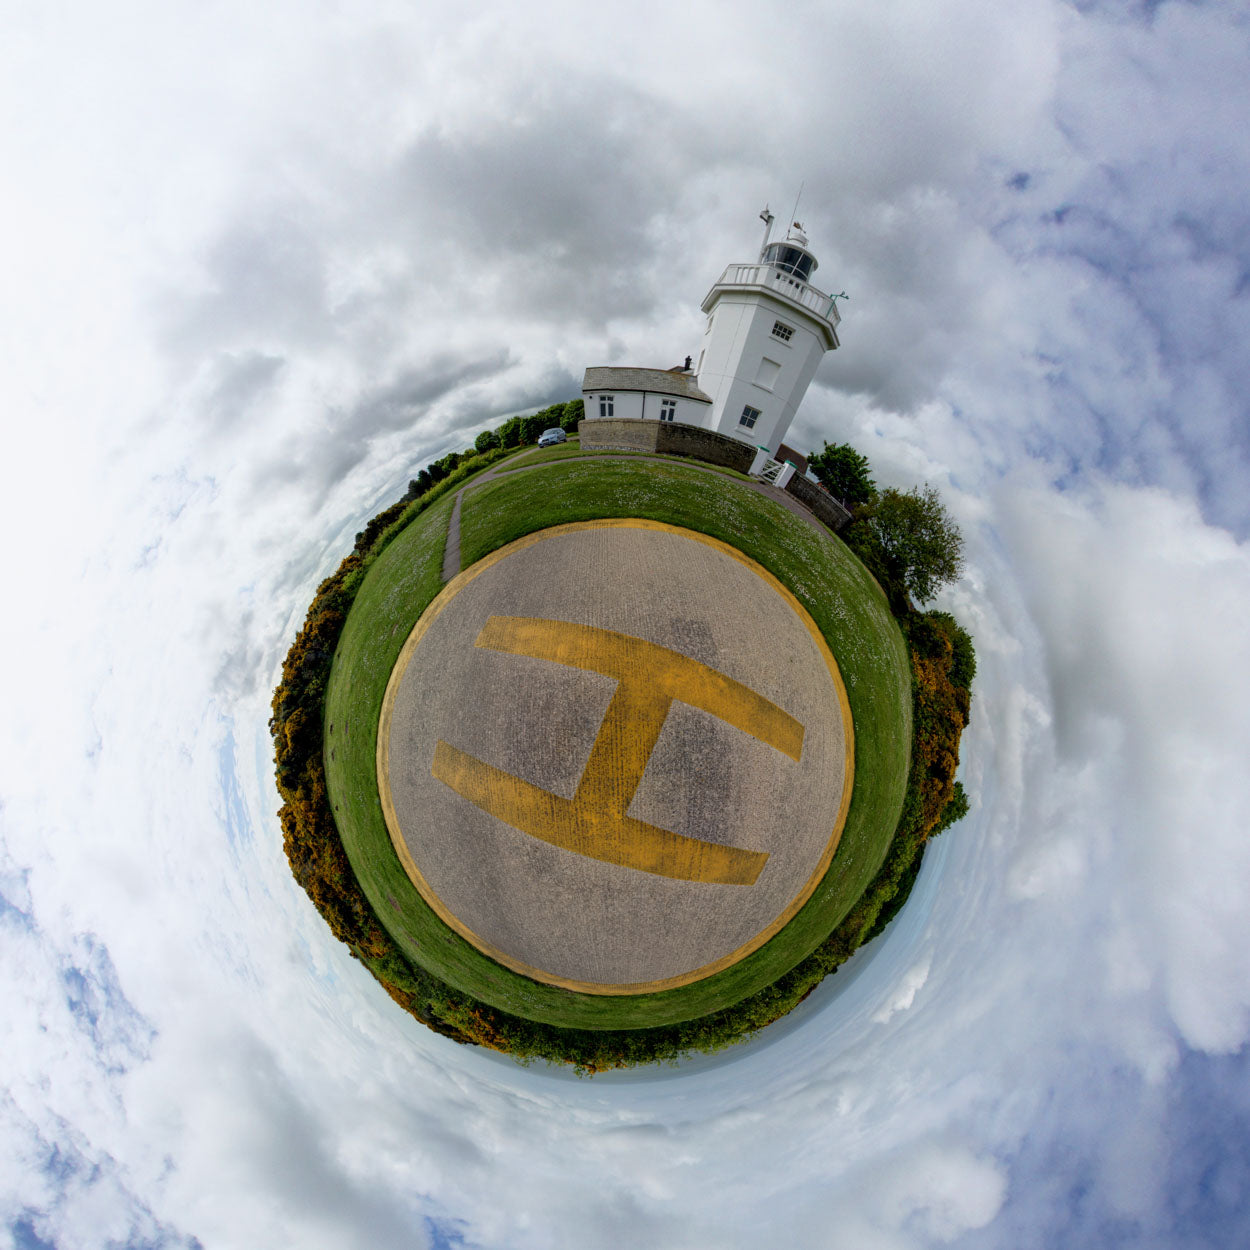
694 210 840 455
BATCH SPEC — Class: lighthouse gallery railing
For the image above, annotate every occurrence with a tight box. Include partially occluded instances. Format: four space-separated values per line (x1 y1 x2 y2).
713 263 842 325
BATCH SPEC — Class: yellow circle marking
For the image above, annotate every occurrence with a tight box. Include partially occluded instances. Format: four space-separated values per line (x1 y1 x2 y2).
376 519 855 995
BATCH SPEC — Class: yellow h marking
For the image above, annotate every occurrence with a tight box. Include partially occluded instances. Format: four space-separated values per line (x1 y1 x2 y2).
431 616 804 885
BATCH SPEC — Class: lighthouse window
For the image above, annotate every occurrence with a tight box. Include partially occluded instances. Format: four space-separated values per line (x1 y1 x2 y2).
771 320 794 343
599 395 615 418
764 243 815 282
659 398 677 422
739 405 761 430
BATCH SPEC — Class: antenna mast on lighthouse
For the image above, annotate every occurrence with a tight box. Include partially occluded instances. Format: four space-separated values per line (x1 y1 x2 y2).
758 206 775 260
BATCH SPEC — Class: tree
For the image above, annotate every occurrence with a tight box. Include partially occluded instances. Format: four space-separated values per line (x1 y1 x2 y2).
560 399 584 433
475 428 501 453
807 441 876 508
498 417 524 448
868 485 965 604
521 413 551 444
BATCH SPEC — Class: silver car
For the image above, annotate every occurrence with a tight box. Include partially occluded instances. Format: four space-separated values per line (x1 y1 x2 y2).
537 428 567 447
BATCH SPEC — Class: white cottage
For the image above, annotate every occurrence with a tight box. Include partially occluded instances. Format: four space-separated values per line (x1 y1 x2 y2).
581 367 712 426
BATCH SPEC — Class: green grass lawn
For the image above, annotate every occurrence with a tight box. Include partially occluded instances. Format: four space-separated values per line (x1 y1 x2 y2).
493 439 645 471
495 438 755 481
324 457 911 1030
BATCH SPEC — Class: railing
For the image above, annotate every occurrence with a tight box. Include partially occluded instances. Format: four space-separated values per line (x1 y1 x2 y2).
713 263 841 326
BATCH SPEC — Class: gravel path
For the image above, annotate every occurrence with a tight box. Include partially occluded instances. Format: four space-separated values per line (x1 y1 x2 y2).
438 452 834 583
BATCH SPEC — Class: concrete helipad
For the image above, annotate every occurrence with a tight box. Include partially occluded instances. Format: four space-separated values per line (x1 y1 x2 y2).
378 519 853 994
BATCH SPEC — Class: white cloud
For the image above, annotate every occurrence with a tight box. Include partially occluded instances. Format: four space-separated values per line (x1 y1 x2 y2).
1000 482 1250 1054
873 955 933 1024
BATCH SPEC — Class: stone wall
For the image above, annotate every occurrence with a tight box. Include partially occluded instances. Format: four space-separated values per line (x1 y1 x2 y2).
655 424 755 473
578 419 755 473
785 473 853 532
577 418 661 454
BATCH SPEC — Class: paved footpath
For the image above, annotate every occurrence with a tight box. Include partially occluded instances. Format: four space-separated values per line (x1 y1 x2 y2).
440 452 832 583
440 489 465 583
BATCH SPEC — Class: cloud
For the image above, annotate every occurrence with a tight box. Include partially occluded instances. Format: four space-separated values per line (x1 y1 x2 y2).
998 482 1250 1054
872 954 933 1024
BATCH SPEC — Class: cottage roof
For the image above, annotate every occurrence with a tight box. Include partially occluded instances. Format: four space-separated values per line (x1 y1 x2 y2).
582 367 712 404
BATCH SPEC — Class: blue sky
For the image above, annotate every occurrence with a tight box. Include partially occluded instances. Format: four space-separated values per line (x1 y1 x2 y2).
2 1 1249 1246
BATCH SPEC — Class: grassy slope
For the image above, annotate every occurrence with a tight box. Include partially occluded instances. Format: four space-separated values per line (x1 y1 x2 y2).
325 458 910 1030
497 440 754 480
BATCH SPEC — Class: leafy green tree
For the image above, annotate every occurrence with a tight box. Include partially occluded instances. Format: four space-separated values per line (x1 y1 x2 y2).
560 399 584 433
498 417 524 448
807 441 876 508
475 428 501 453
521 413 552 443
868 485 965 604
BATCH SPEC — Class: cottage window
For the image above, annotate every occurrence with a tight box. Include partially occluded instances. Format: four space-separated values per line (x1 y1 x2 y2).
599 395 615 418
739 405 761 430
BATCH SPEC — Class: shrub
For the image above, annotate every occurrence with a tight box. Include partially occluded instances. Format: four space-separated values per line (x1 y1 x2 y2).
925 611 976 692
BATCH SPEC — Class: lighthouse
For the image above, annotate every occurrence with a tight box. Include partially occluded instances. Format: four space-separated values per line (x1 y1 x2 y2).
582 208 841 457
694 211 840 454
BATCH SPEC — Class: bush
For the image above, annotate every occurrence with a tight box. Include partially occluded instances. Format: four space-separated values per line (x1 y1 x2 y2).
935 781 969 834
926 611 976 692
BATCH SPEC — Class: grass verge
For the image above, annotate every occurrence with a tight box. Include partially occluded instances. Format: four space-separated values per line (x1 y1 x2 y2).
495 441 754 481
